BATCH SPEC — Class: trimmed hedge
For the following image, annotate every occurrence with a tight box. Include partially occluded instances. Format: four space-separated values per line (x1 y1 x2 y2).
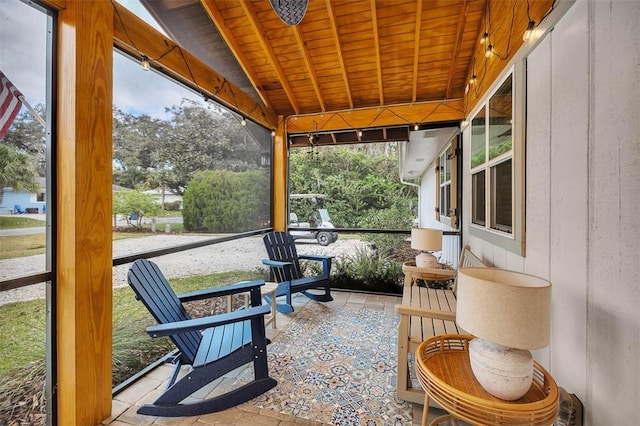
182 170 270 232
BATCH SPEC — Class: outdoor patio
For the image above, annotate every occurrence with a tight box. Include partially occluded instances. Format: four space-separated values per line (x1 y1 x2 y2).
102 290 447 426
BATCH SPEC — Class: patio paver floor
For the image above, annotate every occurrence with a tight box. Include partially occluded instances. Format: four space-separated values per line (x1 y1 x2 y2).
104 291 447 426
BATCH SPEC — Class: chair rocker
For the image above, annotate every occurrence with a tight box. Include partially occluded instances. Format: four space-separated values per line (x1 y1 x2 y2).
127 259 277 417
262 231 333 314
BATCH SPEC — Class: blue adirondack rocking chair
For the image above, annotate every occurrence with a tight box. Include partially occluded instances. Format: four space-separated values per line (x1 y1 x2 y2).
127 259 277 417
262 231 333 313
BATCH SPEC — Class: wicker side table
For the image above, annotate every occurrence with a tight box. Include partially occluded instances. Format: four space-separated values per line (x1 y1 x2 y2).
416 334 559 426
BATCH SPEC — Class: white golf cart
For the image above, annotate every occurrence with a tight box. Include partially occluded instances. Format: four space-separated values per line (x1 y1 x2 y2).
288 194 338 246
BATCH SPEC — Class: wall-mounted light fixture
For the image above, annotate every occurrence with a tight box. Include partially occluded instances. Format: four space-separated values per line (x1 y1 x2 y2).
523 20 536 42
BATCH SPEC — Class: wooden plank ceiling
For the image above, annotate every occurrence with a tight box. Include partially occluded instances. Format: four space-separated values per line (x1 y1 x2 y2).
141 0 550 147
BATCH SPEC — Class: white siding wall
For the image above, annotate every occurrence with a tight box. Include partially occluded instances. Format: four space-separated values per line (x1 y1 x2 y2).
461 1 640 424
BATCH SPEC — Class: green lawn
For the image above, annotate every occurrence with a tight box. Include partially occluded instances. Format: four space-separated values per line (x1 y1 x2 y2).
0 216 45 229
0 232 148 260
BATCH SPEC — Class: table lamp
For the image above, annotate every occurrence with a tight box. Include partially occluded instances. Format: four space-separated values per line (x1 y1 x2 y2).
410 228 442 268
456 267 551 400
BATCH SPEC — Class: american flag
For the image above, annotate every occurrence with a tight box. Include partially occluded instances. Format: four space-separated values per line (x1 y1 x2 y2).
0 70 24 139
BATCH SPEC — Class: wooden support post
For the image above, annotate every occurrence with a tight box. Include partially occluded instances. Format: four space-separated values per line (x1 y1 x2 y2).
272 117 287 231
57 1 113 424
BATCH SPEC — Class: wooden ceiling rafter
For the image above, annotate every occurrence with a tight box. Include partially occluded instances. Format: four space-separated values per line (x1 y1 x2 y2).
411 0 423 103
369 0 384 105
446 0 469 99
238 0 301 114
325 0 354 109
200 0 272 109
286 98 464 134
292 26 326 112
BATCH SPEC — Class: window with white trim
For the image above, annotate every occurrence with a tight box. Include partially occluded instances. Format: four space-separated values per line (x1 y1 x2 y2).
470 73 513 234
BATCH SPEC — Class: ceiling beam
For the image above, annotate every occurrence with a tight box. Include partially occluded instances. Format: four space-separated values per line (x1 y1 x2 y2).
411 0 423 103
446 0 469 99
292 26 326 111
286 99 464 133
370 0 384 105
200 0 272 109
239 1 300 114
111 2 277 129
325 0 354 109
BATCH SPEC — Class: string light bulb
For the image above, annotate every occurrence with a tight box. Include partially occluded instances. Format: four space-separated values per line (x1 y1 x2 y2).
271 130 276 137
141 55 150 71
480 32 489 45
413 124 419 131
469 74 477 85
523 20 536 42
357 129 363 137
485 44 493 58
240 117 247 126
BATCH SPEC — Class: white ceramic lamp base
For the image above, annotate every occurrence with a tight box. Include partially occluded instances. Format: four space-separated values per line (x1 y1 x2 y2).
415 252 437 268
468 338 534 400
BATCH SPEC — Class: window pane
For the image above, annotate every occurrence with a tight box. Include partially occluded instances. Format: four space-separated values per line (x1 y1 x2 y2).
489 75 512 160
445 152 451 182
471 105 486 168
472 171 485 226
491 159 512 233
440 183 450 218
439 154 445 184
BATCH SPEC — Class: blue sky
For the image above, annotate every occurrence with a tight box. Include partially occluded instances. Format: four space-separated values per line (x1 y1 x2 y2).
0 0 204 120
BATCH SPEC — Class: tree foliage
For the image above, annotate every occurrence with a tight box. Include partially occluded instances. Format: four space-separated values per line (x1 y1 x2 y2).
289 145 416 229
182 170 270 232
0 145 39 205
113 189 161 228
112 100 267 195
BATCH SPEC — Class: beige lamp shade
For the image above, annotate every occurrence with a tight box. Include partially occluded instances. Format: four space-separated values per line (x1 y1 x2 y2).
456 268 551 350
410 228 442 252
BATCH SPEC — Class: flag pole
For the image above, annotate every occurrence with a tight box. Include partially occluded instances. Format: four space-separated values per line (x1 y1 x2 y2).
17 95 46 129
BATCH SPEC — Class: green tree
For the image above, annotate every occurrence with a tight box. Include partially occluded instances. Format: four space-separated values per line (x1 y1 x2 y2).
0 145 39 205
112 189 161 229
112 108 169 189
289 145 416 228
0 105 46 176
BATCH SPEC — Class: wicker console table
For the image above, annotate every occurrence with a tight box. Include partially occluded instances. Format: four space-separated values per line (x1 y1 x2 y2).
416 334 559 426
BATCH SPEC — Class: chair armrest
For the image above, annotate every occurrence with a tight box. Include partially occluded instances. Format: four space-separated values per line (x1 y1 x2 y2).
298 254 334 261
394 304 457 322
146 305 271 338
177 280 264 303
261 259 292 268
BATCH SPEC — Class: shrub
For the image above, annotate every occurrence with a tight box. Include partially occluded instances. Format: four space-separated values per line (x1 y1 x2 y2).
182 170 270 232
330 246 403 294
359 204 414 258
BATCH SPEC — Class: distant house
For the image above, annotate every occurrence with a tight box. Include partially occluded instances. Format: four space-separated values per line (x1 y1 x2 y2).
0 177 46 214
143 186 182 209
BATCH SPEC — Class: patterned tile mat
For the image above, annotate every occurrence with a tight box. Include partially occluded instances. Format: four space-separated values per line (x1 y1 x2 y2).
237 302 412 425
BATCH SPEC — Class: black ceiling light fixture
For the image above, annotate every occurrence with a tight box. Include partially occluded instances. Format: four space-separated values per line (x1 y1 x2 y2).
269 0 309 26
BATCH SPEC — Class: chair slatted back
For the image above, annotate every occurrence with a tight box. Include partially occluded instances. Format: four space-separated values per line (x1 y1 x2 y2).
128 259 201 364
263 232 304 281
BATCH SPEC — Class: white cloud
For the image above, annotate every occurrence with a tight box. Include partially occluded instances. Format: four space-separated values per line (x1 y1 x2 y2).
1 0 203 120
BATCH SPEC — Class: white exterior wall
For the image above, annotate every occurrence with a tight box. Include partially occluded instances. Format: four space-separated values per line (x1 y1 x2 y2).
461 1 640 424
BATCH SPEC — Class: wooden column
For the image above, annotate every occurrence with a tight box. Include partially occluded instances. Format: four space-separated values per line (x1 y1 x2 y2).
57 1 113 424
272 117 287 231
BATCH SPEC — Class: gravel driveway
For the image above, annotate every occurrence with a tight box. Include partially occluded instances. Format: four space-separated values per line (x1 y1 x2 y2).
0 234 368 306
